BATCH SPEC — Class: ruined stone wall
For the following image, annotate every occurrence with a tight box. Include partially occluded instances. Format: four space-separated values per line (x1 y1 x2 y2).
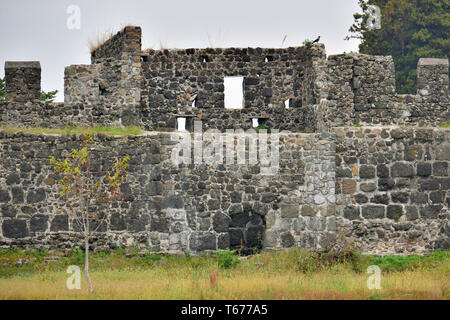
1 128 447 255
0 131 334 254
0 102 82 128
1 25 449 256
1 26 448 131
317 53 449 128
4 62 41 103
138 45 324 132
63 26 143 125
63 61 140 126
91 26 142 64
335 127 450 255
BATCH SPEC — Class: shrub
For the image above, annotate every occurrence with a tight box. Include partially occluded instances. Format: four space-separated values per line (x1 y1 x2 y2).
214 250 240 269
296 232 367 273
69 248 85 266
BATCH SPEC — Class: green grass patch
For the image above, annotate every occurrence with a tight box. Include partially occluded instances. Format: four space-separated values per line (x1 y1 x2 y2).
0 247 448 279
0 125 144 136
439 123 450 128
366 250 449 272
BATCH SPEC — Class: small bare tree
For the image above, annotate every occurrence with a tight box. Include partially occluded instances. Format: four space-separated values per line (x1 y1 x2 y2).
50 134 129 294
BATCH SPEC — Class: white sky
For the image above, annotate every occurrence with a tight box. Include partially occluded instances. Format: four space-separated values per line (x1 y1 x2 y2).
0 0 362 101
224 77 244 109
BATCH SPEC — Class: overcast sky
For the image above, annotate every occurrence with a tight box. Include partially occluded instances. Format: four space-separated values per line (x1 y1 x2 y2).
0 0 362 101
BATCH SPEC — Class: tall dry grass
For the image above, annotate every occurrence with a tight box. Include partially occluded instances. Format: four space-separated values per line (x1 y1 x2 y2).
0 267 447 300
0 248 448 300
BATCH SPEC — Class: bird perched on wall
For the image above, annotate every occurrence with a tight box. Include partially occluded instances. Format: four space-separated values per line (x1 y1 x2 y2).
312 36 321 44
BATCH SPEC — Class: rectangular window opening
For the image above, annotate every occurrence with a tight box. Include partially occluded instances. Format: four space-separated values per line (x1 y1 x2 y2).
177 117 187 132
224 76 244 109
252 118 268 129
284 99 291 109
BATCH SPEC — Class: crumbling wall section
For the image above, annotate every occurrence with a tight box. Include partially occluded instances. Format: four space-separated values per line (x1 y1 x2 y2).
317 53 449 128
139 46 321 132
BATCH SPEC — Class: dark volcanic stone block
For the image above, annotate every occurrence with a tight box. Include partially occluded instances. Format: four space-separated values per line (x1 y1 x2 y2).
12 187 24 204
377 164 389 178
419 179 440 191
1 204 17 218
336 168 352 178
150 215 169 233
378 179 395 191
110 213 126 231
217 233 230 250
230 212 250 228
355 194 368 204
405 206 419 220
429 191 443 203
127 217 147 232
2 219 28 239
0 190 11 203
387 205 403 220
420 205 442 219
26 188 46 204
30 215 49 232
371 194 390 205
229 228 244 247
433 162 448 176
362 205 385 219
391 192 409 203
280 232 295 248
6 173 20 185
246 225 265 248
213 212 231 233
50 215 69 232
391 163 414 178
417 163 431 177
411 192 428 204
344 206 360 220
189 232 216 251
360 165 376 179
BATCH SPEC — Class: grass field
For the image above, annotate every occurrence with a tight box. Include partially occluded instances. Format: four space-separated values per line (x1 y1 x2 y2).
0 248 448 300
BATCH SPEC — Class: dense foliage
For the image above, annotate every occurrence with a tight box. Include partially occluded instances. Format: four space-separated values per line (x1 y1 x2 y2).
347 0 449 94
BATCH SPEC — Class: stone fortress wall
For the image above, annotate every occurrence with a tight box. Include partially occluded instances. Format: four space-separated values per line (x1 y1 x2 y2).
0 26 448 255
